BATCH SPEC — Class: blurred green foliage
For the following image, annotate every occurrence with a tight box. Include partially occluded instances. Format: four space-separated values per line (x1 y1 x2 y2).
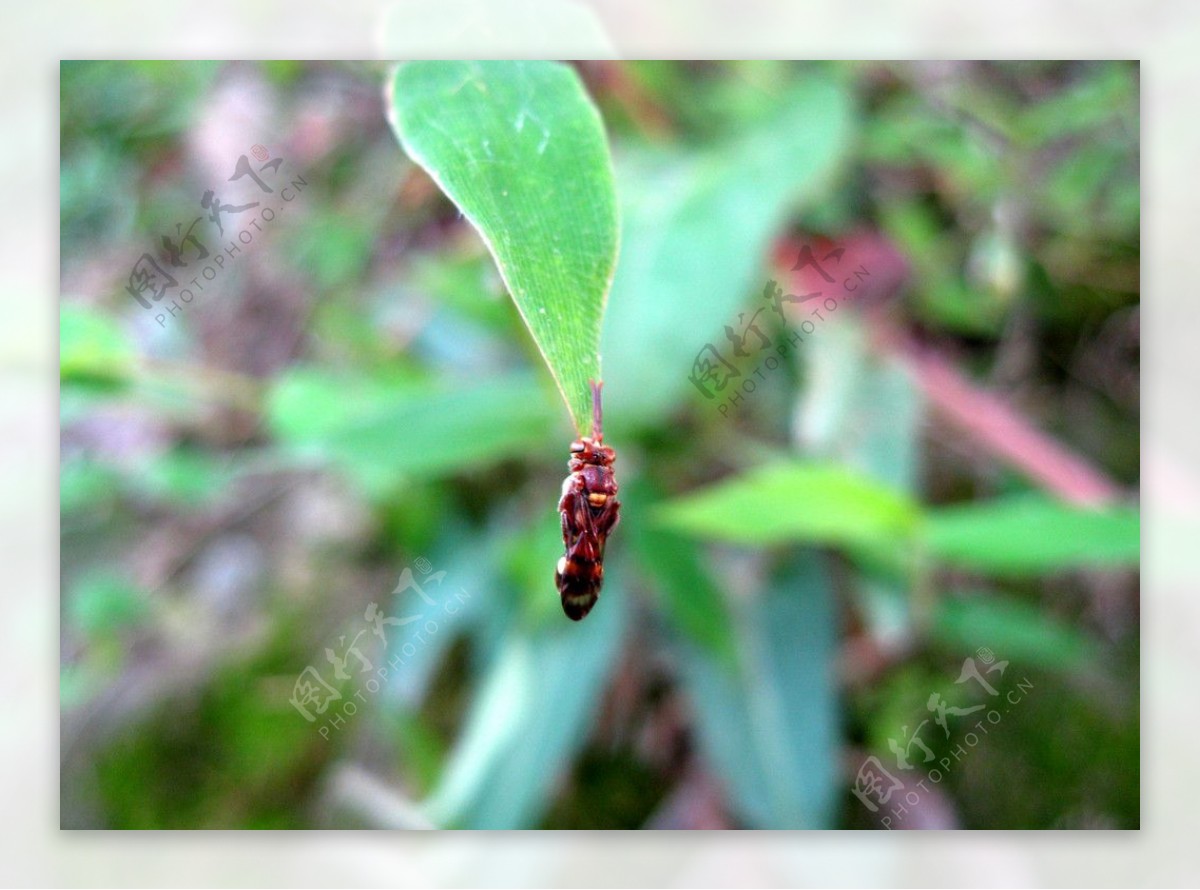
60 60 1138 830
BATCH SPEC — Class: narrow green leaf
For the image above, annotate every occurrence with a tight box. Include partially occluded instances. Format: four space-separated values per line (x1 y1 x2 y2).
656 461 921 548
265 369 558 494
388 61 619 434
626 479 735 662
933 591 1101 673
926 495 1140 575
682 554 839 828
422 561 628 828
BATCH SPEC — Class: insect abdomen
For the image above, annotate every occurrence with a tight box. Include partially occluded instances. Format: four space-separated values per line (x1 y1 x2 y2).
556 554 603 621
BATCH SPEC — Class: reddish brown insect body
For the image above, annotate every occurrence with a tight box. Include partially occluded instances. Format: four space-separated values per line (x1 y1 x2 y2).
555 380 620 621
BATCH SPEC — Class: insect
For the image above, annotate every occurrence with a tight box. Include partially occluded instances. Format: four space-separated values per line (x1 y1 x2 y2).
555 380 620 621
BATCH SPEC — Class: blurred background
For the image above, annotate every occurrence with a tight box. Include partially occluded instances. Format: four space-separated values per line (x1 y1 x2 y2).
60 60 1139 830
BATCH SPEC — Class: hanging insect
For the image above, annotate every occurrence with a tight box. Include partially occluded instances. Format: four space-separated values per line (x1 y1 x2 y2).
555 380 620 621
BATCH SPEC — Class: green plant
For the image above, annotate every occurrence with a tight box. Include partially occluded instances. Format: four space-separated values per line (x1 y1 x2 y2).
60 60 1141 831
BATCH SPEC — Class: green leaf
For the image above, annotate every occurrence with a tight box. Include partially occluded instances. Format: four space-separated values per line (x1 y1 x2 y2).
388 61 619 434
601 76 853 428
925 495 1140 575
422 560 628 829
932 591 1101 674
380 523 491 712
626 479 735 662
655 461 921 548
266 369 559 495
635 528 736 663
681 554 839 828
